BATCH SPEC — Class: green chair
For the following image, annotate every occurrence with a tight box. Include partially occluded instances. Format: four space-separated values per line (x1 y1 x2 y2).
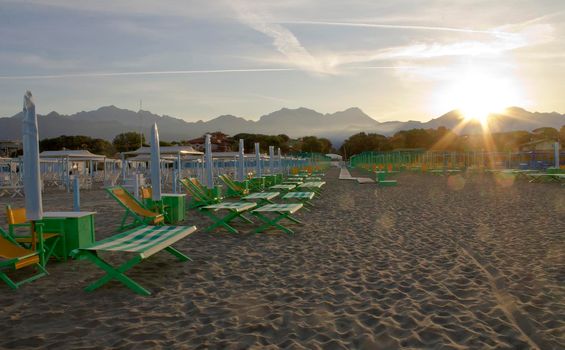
106 186 165 231
219 174 250 198
179 178 223 208
0 226 48 290
6 206 66 263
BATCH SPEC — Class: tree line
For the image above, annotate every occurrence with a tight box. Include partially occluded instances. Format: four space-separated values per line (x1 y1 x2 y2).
39 132 334 157
339 126 565 157
38 125 564 158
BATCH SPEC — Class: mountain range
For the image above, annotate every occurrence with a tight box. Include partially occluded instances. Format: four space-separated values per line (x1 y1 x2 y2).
1 106 563 146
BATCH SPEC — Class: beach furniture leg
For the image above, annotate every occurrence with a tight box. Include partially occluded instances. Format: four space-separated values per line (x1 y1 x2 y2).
252 212 301 235
201 210 241 234
0 264 48 290
235 214 254 224
80 251 151 296
164 246 191 262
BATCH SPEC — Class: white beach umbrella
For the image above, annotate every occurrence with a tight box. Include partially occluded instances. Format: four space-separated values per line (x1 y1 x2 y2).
22 91 43 220
277 147 282 173
204 134 214 189
555 142 560 169
237 139 245 182
269 146 275 174
255 142 262 178
150 123 162 201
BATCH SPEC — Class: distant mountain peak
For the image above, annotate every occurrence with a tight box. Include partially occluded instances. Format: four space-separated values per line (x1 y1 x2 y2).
0 105 563 147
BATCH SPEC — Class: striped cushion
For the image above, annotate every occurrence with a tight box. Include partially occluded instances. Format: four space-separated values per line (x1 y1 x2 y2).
243 192 280 200
270 185 296 190
202 202 256 212
298 181 326 188
252 203 303 213
283 192 315 199
84 225 197 258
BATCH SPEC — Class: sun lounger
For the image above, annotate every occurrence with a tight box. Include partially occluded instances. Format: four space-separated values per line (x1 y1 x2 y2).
242 192 280 207
106 186 164 231
0 185 24 198
297 181 325 195
282 192 315 210
200 202 256 234
71 225 196 296
219 174 250 197
251 203 304 235
179 178 222 208
269 184 296 194
248 177 265 192
526 173 565 183
0 226 48 290
304 177 323 182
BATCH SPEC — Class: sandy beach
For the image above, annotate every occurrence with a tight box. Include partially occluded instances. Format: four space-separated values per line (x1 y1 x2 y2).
0 168 564 349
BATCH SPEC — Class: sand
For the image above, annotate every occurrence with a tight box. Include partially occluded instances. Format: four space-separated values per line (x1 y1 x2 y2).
0 168 564 349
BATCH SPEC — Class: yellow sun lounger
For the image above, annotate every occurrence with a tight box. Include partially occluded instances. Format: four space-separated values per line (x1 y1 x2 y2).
0 227 48 290
106 186 165 231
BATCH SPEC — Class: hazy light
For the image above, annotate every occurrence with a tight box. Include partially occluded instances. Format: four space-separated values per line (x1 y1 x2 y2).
435 67 523 126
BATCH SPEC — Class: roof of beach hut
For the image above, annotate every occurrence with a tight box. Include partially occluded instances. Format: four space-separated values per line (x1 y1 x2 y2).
123 145 203 156
127 154 176 162
39 150 106 160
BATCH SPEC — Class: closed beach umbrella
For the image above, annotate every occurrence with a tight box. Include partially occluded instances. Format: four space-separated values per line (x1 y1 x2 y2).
269 146 274 174
150 123 161 201
255 142 262 177
277 147 282 173
237 139 245 182
22 91 43 221
121 153 127 183
204 134 214 189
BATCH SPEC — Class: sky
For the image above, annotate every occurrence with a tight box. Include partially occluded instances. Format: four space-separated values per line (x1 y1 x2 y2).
0 0 564 122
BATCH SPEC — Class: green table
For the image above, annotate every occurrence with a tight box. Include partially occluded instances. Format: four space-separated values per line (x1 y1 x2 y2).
43 211 96 258
162 194 186 224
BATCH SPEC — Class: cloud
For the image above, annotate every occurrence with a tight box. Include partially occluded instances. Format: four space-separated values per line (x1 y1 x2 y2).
229 1 555 76
229 1 330 74
278 20 515 36
0 68 296 80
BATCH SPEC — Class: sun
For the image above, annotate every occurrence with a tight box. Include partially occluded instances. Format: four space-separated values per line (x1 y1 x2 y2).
456 74 508 125
434 67 522 127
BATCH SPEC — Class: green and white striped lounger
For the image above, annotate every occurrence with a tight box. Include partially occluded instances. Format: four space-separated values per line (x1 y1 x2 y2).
282 192 316 210
304 177 322 182
242 192 280 207
71 225 197 296
251 203 303 235
269 184 297 193
200 202 257 234
297 181 325 195
283 177 304 184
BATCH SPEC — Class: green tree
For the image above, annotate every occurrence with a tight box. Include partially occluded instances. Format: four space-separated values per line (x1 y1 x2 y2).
40 135 115 157
339 132 389 157
113 132 145 152
532 127 559 141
